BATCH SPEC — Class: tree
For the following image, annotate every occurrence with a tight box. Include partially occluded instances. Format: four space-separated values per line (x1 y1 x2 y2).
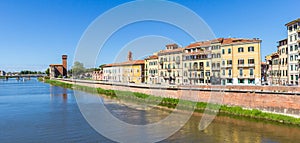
45 68 50 76
72 61 85 77
99 64 106 70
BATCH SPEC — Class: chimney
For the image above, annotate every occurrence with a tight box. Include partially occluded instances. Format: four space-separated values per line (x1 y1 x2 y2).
128 51 132 61
62 55 67 76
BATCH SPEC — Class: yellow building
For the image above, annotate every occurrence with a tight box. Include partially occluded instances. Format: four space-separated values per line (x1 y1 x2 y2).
221 38 261 85
103 52 145 84
144 54 159 84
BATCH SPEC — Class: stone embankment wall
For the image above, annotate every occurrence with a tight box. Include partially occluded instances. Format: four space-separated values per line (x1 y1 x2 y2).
60 79 300 117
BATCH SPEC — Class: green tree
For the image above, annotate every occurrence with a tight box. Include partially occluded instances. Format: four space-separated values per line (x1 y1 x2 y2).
45 68 50 76
72 61 85 77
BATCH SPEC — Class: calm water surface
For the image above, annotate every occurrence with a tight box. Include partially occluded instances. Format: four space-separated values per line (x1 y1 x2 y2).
0 78 300 143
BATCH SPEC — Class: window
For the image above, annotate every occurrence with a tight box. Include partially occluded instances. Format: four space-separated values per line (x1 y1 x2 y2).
222 49 225 54
238 79 244 84
222 70 225 76
250 68 254 76
295 35 298 41
222 60 225 66
248 59 255 64
206 61 210 67
296 55 298 60
291 75 294 80
282 48 285 53
227 60 232 65
294 24 298 30
239 68 243 76
289 26 292 32
228 48 231 54
248 79 255 84
228 69 232 76
238 59 244 65
290 46 293 52
291 65 294 71
290 55 294 61
248 46 254 52
296 75 299 81
205 72 210 76
290 36 293 42
296 65 298 71
238 47 244 53
295 45 299 51
227 79 233 83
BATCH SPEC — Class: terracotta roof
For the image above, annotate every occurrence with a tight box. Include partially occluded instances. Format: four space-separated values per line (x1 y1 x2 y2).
49 64 63 66
145 55 158 60
158 48 184 54
285 18 300 26
185 41 211 49
221 38 260 45
166 43 178 47
185 38 223 49
104 60 144 67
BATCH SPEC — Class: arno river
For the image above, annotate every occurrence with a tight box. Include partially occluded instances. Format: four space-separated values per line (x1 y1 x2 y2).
1 78 300 143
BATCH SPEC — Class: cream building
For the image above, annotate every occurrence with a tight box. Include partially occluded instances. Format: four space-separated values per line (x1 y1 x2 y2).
144 54 159 84
277 39 289 85
103 52 145 84
285 18 300 85
157 44 183 85
183 41 212 85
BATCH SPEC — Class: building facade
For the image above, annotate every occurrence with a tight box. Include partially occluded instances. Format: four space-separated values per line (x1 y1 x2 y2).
221 38 261 85
285 18 300 85
145 54 159 84
0 70 6 76
277 39 289 85
49 55 67 78
157 44 183 85
183 41 212 85
103 52 145 84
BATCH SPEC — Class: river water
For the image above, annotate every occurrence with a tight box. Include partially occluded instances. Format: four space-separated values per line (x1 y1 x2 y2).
0 78 299 143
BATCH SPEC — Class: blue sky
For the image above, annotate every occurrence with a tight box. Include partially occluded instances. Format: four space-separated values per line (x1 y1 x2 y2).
0 0 299 72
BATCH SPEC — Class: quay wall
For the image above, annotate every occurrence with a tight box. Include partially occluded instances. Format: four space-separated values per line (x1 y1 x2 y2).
60 79 300 117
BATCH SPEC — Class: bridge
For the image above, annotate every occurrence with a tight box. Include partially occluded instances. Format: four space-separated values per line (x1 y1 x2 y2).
0 74 47 80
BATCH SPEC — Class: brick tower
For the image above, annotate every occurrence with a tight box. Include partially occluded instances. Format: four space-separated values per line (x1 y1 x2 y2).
62 55 67 76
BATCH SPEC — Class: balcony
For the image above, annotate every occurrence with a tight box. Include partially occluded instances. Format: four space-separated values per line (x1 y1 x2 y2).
221 74 232 78
238 74 255 78
248 64 255 67
188 75 204 79
211 67 220 71
167 68 172 72
221 64 232 68
237 64 246 68
188 67 204 71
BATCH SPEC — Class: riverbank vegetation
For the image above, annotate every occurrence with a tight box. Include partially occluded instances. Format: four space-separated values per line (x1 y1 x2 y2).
40 78 300 125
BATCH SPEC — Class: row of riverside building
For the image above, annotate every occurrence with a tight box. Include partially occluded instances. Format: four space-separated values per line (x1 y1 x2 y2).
264 18 300 86
97 37 262 86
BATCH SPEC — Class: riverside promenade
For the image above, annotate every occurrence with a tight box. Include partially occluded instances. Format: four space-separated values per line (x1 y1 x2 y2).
56 78 300 118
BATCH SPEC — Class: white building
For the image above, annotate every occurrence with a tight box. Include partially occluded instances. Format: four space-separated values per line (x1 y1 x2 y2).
285 18 300 85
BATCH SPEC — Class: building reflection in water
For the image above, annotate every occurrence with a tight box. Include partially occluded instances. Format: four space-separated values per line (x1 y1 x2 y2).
49 85 68 103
